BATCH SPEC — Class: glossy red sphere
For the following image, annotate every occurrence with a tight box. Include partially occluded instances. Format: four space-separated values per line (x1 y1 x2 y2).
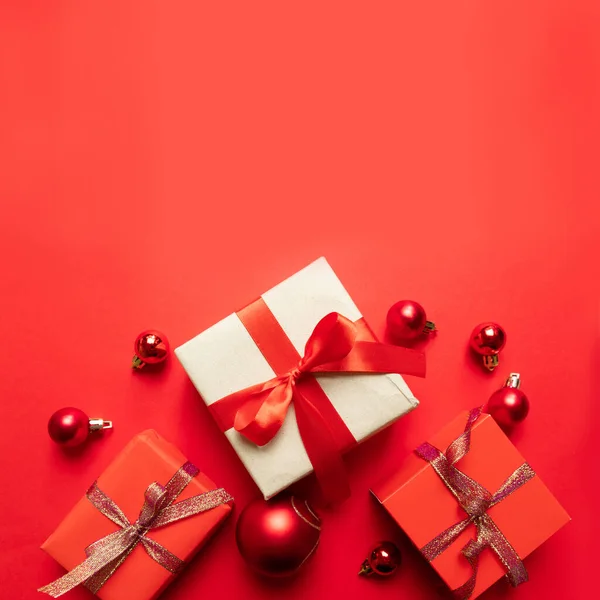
48 407 89 447
236 496 321 577
360 541 402 577
487 387 530 427
134 330 169 364
387 300 428 342
469 322 506 356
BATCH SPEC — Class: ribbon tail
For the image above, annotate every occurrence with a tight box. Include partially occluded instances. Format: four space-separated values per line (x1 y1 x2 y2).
294 388 350 505
452 537 483 600
38 531 132 598
420 517 472 561
311 341 426 378
140 537 185 575
481 514 528 588
84 547 136 595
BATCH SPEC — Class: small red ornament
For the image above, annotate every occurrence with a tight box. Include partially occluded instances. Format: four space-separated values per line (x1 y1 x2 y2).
386 300 436 343
487 373 530 427
48 407 113 447
469 322 507 371
132 330 169 369
358 541 402 577
236 496 321 577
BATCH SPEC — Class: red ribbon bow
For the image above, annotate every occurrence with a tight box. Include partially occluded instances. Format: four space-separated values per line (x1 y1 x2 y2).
210 309 426 503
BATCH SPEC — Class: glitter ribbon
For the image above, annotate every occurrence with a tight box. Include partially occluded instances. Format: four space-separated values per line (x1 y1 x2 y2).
415 407 535 600
38 462 233 598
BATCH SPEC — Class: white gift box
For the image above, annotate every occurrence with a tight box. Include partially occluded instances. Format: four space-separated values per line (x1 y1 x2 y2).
175 258 419 499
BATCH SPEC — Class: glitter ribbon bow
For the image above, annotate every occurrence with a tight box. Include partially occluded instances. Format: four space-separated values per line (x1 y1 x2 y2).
39 462 233 598
415 407 536 600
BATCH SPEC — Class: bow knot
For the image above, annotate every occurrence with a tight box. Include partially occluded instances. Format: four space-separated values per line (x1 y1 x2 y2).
229 312 425 448
39 462 233 598
288 365 304 383
210 308 426 504
461 491 491 519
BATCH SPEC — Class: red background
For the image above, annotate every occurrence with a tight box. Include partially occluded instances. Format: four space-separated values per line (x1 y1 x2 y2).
1 2 598 600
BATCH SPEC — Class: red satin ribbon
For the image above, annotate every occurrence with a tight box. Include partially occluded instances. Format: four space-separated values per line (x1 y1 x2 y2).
209 299 426 503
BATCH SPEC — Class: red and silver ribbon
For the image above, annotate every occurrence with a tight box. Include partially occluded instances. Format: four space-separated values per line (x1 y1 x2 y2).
39 462 232 598
415 407 535 600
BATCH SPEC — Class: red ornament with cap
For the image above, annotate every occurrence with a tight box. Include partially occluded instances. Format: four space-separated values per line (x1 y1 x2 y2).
469 322 506 371
48 407 112 447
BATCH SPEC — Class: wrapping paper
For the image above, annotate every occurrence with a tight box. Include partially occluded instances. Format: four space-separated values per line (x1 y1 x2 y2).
371 411 570 599
41 430 232 600
176 257 419 499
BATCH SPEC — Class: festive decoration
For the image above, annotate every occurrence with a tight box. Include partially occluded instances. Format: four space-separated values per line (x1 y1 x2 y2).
176 258 426 503
358 541 401 577
40 431 233 600
487 373 530 427
469 322 506 371
386 300 436 343
39 461 232 597
235 496 321 577
413 407 533 598
372 408 570 600
132 330 169 369
48 407 112 447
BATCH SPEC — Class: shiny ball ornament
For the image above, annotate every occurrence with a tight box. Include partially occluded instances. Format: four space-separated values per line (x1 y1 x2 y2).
48 407 113 447
358 541 402 577
236 496 321 577
386 300 436 343
469 322 507 371
132 330 169 369
487 373 530 427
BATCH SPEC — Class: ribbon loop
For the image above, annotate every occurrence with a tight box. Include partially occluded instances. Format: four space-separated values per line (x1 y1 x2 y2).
416 407 535 600
211 309 426 503
39 464 233 598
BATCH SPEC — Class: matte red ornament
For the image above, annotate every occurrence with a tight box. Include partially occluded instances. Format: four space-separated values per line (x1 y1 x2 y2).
235 496 321 577
358 541 402 577
469 322 507 371
386 300 436 343
132 330 169 369
487 373 530 427
48 407 112 447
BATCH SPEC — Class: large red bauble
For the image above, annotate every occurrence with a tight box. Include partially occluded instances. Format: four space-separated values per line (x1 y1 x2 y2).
48 407 90 447
487 373 530 427
236 496 321 577
386 300 435 343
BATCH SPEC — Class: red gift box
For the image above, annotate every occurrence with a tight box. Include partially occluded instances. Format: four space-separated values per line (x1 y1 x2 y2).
40 430 233 600
371 409 570 599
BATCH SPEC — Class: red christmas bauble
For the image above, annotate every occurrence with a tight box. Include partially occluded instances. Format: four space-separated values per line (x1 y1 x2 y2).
48 407 113 447
132 330 169 369
487 373 530 427
469 322 507 371
236 496 321 577
386 300 436 343
48 407 90 447
359 541 402 577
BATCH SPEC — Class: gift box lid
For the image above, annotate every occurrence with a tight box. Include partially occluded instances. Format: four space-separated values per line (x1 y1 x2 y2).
371 411 570 599
41 430 232 600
